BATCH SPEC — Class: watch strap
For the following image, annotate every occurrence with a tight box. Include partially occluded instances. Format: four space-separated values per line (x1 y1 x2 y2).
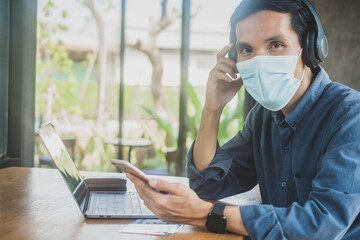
206 201 227 233
212 201 226 215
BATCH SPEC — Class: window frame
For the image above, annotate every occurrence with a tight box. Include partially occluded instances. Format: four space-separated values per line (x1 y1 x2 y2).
0 0 37 168
0 1 9 161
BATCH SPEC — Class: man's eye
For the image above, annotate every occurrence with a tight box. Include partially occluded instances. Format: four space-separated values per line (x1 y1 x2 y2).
270 42 284 49
240 48 252 54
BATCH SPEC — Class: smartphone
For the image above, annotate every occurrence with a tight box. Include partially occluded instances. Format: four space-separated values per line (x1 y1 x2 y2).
110 159 150 182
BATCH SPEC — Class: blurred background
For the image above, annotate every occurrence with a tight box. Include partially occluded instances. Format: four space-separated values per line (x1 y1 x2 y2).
31 0 360 176
34 0 244 175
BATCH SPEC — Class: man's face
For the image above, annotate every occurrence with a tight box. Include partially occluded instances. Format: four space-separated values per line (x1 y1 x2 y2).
235 10 304 79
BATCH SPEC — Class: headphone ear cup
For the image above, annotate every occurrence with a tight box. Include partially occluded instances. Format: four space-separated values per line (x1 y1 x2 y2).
317 35 328 61
304 31 317 69
229 47 237 62
302 32 311 68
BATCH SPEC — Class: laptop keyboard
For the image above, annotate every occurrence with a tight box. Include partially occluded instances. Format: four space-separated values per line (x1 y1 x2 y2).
88 192 153 216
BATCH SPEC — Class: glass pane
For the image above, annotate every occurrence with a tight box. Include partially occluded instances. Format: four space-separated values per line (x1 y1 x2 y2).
35 0 122 171
124 0 182 174
189 0 244 146
34 0 243 173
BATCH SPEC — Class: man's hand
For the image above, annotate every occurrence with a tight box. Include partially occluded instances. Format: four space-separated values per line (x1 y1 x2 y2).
192 44 243 172
205 43 243 114
127 173 214 227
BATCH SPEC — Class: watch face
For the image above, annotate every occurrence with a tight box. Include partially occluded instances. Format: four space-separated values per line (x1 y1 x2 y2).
206 213 227 233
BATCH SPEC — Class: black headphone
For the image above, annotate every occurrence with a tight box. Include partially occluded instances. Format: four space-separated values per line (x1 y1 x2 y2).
229 0 328 69
302 0 328 69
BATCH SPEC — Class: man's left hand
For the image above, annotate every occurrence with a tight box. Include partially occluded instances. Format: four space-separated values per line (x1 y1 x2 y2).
126 173 214 227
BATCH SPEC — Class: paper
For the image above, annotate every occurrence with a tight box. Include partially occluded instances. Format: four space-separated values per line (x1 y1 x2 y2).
119 219 183 236
219 184 262 206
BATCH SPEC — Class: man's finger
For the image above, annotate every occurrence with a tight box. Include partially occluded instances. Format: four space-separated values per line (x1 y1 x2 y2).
128 173 163 201
133 184 154 206
217 43 234 60
126 172 145 185
126 173 152 191
148 178 186 195
213 71 233 83
233 77 243 86
216 62 238 79
218 57 237 69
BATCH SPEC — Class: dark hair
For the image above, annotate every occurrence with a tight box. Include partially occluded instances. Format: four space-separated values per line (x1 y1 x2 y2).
230 0 317 52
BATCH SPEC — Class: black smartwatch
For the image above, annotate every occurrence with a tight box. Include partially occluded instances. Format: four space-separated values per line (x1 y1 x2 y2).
206 201 227 233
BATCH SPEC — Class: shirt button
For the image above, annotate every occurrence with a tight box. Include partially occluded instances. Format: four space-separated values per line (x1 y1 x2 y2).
281 181 287 187
283 146 289 152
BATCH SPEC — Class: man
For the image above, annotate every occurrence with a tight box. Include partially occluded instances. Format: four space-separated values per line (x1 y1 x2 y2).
127 0 360 238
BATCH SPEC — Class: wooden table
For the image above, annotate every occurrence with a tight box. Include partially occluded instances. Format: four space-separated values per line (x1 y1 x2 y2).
0 167 244 240
105 138 153 163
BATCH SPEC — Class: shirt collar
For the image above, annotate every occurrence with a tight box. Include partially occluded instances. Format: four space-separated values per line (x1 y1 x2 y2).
271 67 331 130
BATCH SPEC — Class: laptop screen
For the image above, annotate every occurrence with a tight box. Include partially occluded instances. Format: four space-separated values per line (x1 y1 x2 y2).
38 123 89 213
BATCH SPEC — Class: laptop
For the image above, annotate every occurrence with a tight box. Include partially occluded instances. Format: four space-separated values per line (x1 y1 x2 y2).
38 122 157 219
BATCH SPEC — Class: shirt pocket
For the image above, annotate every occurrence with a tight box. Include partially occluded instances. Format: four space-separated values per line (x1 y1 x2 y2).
294 174 313 205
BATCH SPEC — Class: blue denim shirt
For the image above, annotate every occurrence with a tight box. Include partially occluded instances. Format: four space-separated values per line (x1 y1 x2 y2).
187 68 360 239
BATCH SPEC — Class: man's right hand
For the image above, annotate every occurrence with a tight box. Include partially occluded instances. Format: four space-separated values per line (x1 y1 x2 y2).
204 44 243 114
192 44 243 172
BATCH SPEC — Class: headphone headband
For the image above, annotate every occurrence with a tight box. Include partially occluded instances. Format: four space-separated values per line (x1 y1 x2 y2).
302 0 323 35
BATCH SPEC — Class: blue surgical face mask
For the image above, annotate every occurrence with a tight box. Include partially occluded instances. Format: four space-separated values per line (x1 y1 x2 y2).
236 50 305 111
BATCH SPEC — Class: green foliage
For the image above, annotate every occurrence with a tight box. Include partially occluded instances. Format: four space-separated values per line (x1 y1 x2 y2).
43 0 55 16
76 133 118 172
140 158 167 171
141 105 177 147
185 82 202 141
141 82 245 150
218 90 244 145
57 24 69 31
36 0 75 117
35 0 244 172
61 10 68 18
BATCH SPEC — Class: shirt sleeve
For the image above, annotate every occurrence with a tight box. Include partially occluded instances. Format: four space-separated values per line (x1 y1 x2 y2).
240 103 360 240
186 109 258 200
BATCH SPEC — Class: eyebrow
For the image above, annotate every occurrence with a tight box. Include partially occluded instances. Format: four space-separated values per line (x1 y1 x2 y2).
236 33 291 49
264 34 291 43
236 42 252 50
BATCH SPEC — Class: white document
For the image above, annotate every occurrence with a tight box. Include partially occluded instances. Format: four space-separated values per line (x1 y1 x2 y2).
119 219 183 236
219 184 262 206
